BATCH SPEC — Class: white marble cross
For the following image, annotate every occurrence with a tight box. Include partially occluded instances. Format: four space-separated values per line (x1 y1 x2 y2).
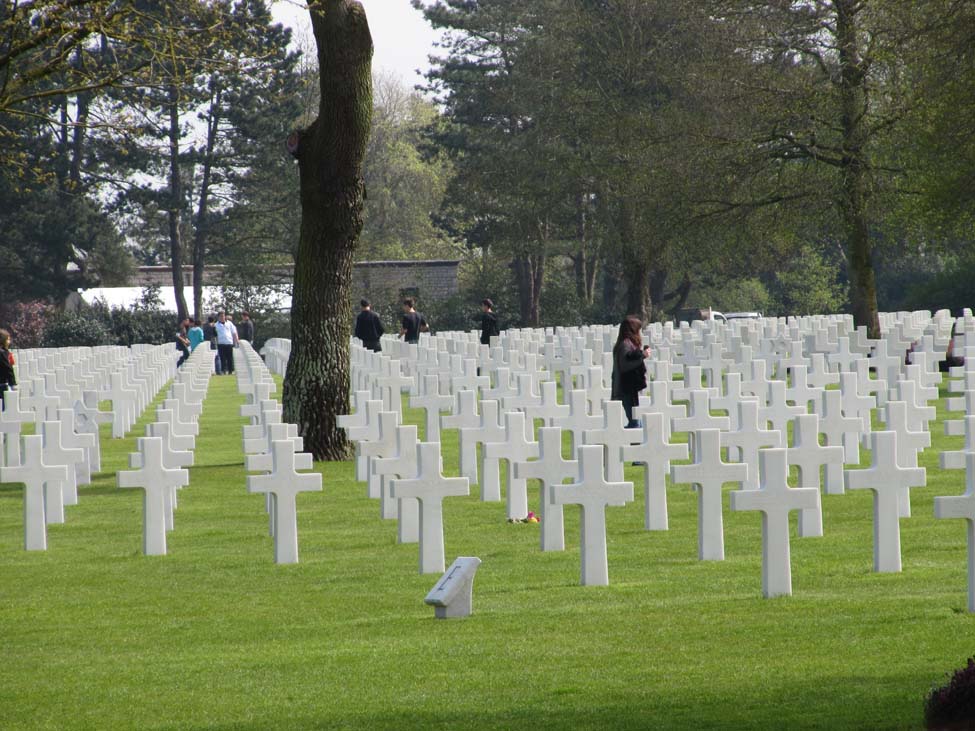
514 426 578 551
246 439 322 564
371 424 420 544
117 437 189 556
633 381 686 443
56 408 96 487
934 451 975 613
881 399 931 518
522 380 569 427
760 380 805 436
409 374 453 443
1 389 35 466
356 410 400 501
671 429 748 561
41 420 85 508
390 441 470 574
785 414 843 537
815 389 863 494
721 400 784 491
0 435 68 550
730 448 820 598
845 430 926 573
483 411 539 519
622 412 689 531
673 390 730 454
582 400 643 482
441 389 480 482
552 389 605 454
551 445 633 586
465 399 505 501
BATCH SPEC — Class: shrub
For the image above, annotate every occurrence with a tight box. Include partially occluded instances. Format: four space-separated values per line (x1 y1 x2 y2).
41 311 113 347
925 656 975 730
0 300 52 348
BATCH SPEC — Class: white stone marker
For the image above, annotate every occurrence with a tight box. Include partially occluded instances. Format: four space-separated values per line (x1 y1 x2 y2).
372 424 420 544
117 437 189 556
441 389 480 483
845 431 926 573
582 400 642 482
730 448 819 598
551 445 633 586
246 439 323 564
671 429 748 561
390 441 470 574
882 399 931 518
514 426 578 551
933 452 975 613
465 400 505 500
816 389 863 494
56 409 95 487
425 556 482 619
721 400 784 491
786 414 844 538
622 412 689 531
357 410 400 502
41 420 85 508
1 390 34 466
483 411 538 519
0 435 68 551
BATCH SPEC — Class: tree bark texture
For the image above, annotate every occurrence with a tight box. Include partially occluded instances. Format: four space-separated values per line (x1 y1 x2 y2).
283 0 372 461
513 253 545 327
835 0 880 338
619 197 651 322
192 84 220 321
167 85 189 322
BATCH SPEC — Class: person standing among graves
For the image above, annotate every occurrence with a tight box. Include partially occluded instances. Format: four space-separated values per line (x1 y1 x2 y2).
0 328 16 400
215 311 239 375
479 298 500 346
354 299 384 351
611 315 650 428
187 319 205 352
203 315 222 374
237 312 255 343
399 297 424 344
175 318 191 368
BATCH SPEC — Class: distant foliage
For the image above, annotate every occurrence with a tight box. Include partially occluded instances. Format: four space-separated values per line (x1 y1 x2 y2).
0 300 51 348
925 656 975 729
41 312 113 347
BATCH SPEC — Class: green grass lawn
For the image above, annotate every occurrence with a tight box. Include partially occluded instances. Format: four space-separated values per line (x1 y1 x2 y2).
0 375 972 730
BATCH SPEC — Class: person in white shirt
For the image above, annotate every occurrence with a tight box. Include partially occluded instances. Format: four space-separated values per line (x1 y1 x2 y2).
215 311 239 375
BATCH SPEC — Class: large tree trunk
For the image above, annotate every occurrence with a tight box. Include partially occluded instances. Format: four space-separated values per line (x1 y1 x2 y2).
571 192 597 305
283 0 372 461
192 85 220 321
167 85 189 322
836 0 880 338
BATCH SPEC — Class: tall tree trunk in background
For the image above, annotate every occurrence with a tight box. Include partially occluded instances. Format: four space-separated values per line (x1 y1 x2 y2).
167 84 189 322
192 84 221 321
836 0 879 338
512 253 545 326
283 0 372 460
572 192 598 305
619 197 651 321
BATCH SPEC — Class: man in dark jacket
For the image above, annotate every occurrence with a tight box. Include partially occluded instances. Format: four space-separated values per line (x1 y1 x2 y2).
237 312 255 343
479 298 499 346
354 299 384 351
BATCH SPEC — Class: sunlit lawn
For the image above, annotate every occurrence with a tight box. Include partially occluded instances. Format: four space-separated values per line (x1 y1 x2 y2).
0 374 971 730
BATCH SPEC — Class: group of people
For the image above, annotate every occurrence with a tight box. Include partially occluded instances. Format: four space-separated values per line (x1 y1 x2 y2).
176 311 255 375
354 297 501 351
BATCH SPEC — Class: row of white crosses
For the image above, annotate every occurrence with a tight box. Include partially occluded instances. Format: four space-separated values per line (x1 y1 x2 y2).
339 308 975 601
0 343 180 552
238 341 321 564
116 345 211 556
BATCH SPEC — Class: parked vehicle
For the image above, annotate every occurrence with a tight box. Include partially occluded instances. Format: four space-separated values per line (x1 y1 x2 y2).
676 307 726 324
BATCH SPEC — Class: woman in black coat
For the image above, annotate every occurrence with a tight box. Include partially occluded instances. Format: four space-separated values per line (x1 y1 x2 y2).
0 328 17 401
611 316 650 428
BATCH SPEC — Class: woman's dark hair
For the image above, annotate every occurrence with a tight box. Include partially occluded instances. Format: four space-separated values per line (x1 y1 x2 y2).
615 315 643 350
482 298 494 309
403 297 415 308
0 328 10 348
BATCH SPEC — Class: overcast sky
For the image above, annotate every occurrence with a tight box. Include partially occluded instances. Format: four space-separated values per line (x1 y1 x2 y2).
271 0 441 86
